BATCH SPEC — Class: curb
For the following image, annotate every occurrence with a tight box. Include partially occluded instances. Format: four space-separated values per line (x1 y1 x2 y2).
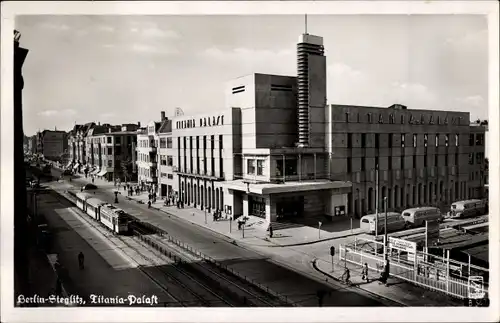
311 258 407 307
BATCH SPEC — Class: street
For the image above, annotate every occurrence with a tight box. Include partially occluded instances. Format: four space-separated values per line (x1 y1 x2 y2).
48 167 395 306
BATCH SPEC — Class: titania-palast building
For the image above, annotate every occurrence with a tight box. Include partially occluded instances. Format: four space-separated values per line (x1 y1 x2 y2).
169 32 486 224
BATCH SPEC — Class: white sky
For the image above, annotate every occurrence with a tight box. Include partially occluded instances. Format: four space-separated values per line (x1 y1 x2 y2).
16 14 488 136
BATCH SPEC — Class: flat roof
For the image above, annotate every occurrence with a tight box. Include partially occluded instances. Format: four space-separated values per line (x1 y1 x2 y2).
223 179 351 195
461 244 489 264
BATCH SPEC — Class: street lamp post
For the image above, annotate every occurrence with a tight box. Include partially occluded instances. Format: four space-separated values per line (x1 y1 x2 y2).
384 196 388 260
318 221 322 240
375 164 379 239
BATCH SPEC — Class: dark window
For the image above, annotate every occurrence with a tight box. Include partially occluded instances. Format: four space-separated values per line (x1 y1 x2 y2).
476 134 484 146
167 156 173 166
424 155 427 167
167 174 173 179
361 157 365 171
361 134 366 147
455 153 459 165
247 159 255 174
468 153 474 165
345 113 349 123
115 137 121 144
375 156 379 168
388 156 392 170
413 155 417 168
476 152 484 164
285 159 298 176
435 134 439 147
388 134 393 148
257 160 264 176
347 134 352 148
160 138 166 148
219 135 223 150
401 156 405 169
249 195 266 218
107 147 112 155
375 134 380 149
445 154 448 166
347 157 352 173
107 137 112 144
469 134 474 146
367 113 372 123
167 137 172 148
413 134 417 147
115 146 122 155
435 154 438 166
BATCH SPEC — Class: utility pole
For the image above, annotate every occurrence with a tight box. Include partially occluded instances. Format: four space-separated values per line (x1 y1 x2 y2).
375 164 379 239
384 196 388 260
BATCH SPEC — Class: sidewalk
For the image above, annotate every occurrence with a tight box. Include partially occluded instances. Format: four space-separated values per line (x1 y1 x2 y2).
107 186 363 247
71 175 462 306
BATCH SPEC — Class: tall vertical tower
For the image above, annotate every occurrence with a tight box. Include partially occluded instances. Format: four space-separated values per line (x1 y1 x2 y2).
296 17 327 148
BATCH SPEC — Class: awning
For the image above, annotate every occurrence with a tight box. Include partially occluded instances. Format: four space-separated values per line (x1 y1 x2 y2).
73 164 79 170
91 168 100 175
97 170 107 177
66 161 73 168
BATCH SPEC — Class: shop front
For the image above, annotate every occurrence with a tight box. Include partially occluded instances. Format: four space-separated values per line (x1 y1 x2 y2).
223 180 352 223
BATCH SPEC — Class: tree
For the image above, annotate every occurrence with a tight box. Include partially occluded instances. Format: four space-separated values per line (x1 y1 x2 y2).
121 157 134 183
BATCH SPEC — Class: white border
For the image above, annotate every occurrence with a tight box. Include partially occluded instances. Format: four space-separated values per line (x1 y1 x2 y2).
1 1 498 322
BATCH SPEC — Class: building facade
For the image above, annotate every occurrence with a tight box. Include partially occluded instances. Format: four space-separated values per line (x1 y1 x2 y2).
27 135 38 154
158 118 174 198
36 130 67 160
86 124 139 182
327 104 487 217
136 112 170 191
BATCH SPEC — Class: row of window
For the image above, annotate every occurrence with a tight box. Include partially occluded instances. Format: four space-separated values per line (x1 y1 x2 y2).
138 167 155 178
178 135 224 177
159 137 173 148
138 152 153 163
349 151 484 172
160 172 174 179
247 159 265 176
346 133 485 148
160 155 174 166
138 139 157 148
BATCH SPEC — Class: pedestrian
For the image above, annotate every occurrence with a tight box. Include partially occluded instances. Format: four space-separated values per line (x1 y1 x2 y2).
269 225 273 238
91 177 94 183
361 263 369 282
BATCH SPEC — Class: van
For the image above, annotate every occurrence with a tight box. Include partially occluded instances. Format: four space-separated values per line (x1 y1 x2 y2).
401 207 443 227
360 212 406 235
448 199 487 219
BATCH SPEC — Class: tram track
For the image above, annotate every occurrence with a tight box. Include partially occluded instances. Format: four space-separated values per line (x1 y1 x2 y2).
130 224 287 307
51 188 284 307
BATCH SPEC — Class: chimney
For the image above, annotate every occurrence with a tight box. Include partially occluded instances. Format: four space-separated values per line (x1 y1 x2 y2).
138 121 141 127
161 111 166 121
98 122 101 126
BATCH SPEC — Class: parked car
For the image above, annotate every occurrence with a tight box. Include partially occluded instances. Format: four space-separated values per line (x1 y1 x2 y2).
83 183 98 190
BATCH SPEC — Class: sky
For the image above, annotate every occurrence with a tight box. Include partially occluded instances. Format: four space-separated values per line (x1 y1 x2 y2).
16 14 489 136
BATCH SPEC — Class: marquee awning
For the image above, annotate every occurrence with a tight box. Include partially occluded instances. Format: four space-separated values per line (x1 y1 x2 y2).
91 168 100 175
73 164 80 170
97 170 107 177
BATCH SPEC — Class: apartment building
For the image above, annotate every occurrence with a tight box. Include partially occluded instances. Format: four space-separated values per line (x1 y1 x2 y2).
158 118 174 198
86 124 139 182
136 112 170 192
67 122 95 172
36 129 68 161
